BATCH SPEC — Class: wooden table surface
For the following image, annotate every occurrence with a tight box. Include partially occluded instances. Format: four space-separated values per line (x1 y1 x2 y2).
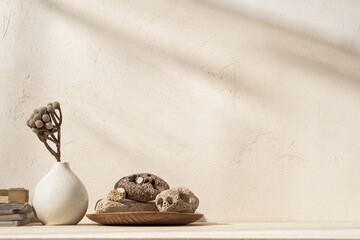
2 222 360 240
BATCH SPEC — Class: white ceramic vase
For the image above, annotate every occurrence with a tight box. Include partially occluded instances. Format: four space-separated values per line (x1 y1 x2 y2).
32 162 88 225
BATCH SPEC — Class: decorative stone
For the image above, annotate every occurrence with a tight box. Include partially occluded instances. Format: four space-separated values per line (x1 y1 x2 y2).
136 176 144 184
114 173 170 202
95 199 158 213
107 188 126 202
155 187 199 213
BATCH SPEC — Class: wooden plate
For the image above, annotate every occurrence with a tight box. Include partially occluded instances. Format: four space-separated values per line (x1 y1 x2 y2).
86 211 204 225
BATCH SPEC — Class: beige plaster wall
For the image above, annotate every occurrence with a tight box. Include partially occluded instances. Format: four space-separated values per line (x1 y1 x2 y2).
0 0 359 222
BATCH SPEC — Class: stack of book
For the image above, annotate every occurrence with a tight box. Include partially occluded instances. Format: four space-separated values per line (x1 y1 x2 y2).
0 188 35 226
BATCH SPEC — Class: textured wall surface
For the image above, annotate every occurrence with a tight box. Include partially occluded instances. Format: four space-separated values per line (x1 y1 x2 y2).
0 0 359 222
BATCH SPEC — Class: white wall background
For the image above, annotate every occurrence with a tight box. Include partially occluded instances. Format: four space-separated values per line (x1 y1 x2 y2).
0 0 359 223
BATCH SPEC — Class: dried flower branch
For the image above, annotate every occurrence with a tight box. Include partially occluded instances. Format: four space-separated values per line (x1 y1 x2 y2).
26 101 62 162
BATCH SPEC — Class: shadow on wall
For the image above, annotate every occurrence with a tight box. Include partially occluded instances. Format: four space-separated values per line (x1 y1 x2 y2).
25 0 360 222
35 0 360 173
0 1 49 173
35 0 360 168
39 0 360 90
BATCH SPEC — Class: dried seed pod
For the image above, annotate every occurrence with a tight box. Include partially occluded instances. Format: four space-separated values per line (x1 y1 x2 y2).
39 106 47 115
33 113 41 121
45 122 53 130
46 105 54 113
29 119 36 128
27 101 63 163
35 120 44 128
42 114 50 122
53 101 60 109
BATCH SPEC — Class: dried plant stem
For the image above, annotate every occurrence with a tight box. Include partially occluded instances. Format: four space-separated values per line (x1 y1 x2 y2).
45 136 56 144
50 133 58 142
36 108 62 162
55 109 62 162
56 129 61 162
37 134 58 160
51 114 60 127
54 111 61 122
44 140 59 161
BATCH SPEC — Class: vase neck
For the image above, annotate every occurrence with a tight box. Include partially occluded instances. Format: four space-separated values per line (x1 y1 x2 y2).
52 162 71 171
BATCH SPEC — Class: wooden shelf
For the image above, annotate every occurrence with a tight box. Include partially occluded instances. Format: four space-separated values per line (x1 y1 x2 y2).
2 222 360 239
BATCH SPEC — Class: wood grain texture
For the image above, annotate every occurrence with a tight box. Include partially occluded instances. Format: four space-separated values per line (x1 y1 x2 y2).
86 211 203 225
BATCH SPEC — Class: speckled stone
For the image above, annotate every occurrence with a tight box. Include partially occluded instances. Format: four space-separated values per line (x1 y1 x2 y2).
95 199 158 213
114 173 170 202
155 187 199 213
107 188 126 202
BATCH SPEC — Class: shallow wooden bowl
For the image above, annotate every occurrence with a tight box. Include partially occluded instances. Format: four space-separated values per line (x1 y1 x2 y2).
86 211 203 225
